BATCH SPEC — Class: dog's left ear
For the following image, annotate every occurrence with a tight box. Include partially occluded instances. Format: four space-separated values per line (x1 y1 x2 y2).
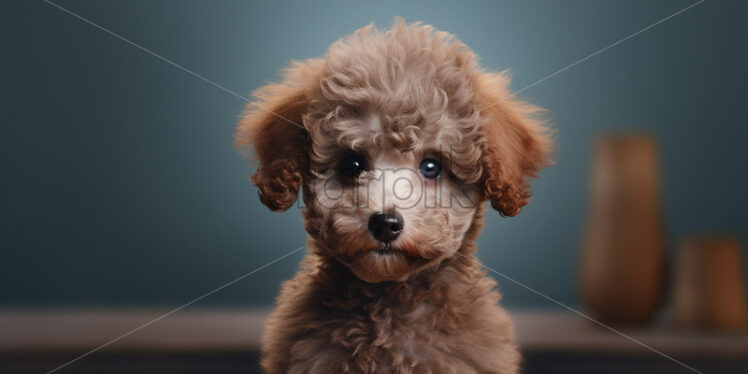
235 59 324 211
474 71 555 217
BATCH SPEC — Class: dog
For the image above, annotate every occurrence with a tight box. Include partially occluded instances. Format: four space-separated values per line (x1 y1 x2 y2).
235 18 554 374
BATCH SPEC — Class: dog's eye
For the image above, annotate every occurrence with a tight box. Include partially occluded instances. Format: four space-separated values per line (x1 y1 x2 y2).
419 158 442 179
338 154 366 178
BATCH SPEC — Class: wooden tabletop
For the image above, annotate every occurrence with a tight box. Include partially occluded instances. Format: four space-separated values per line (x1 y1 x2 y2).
1 309 747 357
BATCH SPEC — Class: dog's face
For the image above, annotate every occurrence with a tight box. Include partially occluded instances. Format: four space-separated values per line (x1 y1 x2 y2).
303 108 483 282
236 20 553 283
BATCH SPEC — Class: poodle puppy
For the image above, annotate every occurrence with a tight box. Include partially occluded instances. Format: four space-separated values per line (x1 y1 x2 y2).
236 18 553 374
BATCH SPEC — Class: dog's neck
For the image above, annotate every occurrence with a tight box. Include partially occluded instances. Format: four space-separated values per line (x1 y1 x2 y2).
310 252 484 312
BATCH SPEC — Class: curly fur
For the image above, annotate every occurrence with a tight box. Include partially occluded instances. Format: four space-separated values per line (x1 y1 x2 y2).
236 17 554 374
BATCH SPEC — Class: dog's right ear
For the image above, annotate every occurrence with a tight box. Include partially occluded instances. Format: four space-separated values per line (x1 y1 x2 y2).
474 71 555 217
235 59 324 211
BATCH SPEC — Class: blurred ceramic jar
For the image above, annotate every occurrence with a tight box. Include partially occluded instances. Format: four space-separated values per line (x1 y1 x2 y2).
671 237 747 331
581 135 666 325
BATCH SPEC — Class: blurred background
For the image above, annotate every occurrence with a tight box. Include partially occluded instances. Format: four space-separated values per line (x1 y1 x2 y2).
1 0 747 373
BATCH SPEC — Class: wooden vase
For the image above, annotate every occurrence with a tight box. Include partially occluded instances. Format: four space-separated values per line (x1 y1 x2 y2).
581 135 665 325
671 237 747 331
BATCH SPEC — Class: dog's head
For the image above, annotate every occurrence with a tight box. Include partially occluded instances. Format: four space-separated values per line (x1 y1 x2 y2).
236 19 553 283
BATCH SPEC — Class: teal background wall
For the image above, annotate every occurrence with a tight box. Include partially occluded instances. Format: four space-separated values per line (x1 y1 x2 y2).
1 0 746 309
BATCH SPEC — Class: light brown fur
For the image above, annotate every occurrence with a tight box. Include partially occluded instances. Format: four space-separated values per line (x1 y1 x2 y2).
236 18 554 374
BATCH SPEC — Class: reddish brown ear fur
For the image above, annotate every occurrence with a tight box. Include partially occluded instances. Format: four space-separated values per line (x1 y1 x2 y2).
235 59 324 211
474 72 554 217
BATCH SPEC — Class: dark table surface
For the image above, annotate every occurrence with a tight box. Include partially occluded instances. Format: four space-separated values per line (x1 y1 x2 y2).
2 309 746 373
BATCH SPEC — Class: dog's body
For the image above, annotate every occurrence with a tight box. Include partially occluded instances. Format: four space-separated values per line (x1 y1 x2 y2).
262 207 519 374
236 18 553 374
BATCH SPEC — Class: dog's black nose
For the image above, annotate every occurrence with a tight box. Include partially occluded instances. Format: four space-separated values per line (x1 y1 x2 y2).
368 212 404 242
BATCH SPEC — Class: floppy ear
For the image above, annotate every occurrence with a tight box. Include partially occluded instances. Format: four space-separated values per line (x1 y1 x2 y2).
235 59 324 211
475 71 554 217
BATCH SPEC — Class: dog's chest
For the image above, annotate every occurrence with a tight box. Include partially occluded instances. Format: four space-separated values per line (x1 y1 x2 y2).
271 273 519 373
328 302 456 371
388 304 432 358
